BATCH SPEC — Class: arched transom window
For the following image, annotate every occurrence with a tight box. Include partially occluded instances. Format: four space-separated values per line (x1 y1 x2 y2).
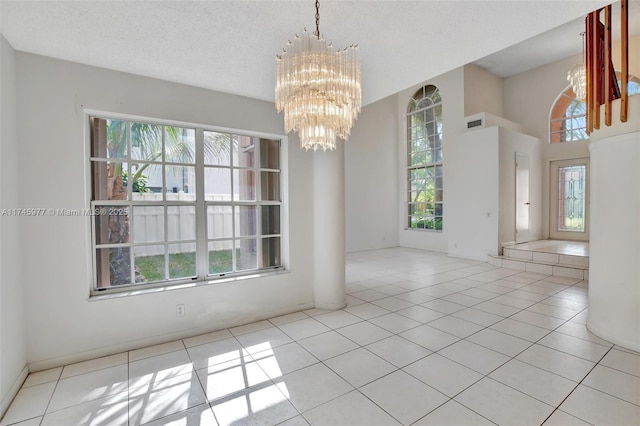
407 85 443 231
550 75 640 144
550 87 587 143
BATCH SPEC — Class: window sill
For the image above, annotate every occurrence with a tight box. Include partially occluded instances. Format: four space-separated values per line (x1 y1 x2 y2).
404 228 443 233
88 268 289 301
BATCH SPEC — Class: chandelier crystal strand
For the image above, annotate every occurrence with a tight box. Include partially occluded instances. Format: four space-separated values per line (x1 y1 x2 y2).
275 1 361 151
567 63 587 100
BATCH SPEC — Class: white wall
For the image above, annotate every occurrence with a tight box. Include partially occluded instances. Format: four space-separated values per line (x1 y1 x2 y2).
447 126 542 260
462 65 544 253
612 36 640 80
503 54 583 143
589 130 640 351
447 127 500 260
394 64 542 259
464 64 504 117
498 127 543 246
395 66 541 257
0 34 27 415
494 35 640 240
16 52 316 371
397 67 466 253
503 54 591 238
391 63 544 260
346 95 399 252
588 95 640 351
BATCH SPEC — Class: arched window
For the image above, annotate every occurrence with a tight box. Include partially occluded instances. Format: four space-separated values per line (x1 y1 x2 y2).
628 79 640 96
550 87 587 143
551 74 640 144
407 85 443 230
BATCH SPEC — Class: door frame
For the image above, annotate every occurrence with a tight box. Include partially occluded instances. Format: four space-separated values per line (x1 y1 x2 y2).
549 158 590 241
515 153 530 244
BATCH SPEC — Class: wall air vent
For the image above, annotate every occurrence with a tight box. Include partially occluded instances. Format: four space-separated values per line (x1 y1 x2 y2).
464 113 524 132
467 119 483 129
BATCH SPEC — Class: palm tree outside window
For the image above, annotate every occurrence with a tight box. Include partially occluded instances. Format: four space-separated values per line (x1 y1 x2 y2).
89 116 283 293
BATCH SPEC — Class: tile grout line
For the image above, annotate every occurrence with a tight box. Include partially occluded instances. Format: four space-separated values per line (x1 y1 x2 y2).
305 282 527 424
35 362 63 425
347 275 600 424
126 351 130 426
11 248 626 426
540 345 614 425
274 297 448 424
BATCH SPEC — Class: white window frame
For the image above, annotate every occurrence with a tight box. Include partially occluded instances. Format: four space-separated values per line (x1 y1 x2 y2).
406 85 444 232
550 87 588 143
85 110 289 296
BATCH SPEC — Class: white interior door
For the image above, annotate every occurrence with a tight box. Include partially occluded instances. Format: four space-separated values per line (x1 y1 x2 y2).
550 158 589 241
515 153 530 244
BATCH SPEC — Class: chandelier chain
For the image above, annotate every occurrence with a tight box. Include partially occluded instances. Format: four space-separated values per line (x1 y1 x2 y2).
567 31 587 100
315 0 320 39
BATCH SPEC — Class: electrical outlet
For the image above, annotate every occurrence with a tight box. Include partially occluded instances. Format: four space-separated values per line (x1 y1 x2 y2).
176 304 185 317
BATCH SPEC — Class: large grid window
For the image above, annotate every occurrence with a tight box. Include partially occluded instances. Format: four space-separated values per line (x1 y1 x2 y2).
89 116 283 293
407 85 443 231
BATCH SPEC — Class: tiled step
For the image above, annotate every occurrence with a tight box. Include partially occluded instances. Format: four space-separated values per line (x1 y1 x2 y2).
488 245 589 280
504 246 588 268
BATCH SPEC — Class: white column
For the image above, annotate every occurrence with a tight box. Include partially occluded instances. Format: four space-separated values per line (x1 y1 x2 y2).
313 143 346 310
588 97 640 351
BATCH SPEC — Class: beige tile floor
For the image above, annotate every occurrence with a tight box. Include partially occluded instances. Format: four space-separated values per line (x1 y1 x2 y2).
2 247 639 426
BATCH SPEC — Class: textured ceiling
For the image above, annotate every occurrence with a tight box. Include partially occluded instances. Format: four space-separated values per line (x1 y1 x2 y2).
0 0 620 106
475 2 640 78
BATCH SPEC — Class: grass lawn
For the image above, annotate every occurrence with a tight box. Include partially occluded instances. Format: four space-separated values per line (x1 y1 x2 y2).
136 249 236 281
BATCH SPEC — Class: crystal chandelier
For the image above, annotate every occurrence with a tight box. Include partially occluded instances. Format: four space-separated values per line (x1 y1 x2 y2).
275 0 361 151
567 32 586 100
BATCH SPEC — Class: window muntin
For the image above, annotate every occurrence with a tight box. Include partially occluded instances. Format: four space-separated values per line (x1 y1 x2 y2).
407 85 443 231
550 87 587 143
90 116 283 292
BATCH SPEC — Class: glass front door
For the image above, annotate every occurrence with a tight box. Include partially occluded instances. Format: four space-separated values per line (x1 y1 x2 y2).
550 158 589 241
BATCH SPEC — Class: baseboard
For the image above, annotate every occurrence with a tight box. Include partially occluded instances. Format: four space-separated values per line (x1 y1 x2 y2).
0 364 28 421
27 302 315 372
314 301 347 310
586 320 640 353
447 252 488 262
